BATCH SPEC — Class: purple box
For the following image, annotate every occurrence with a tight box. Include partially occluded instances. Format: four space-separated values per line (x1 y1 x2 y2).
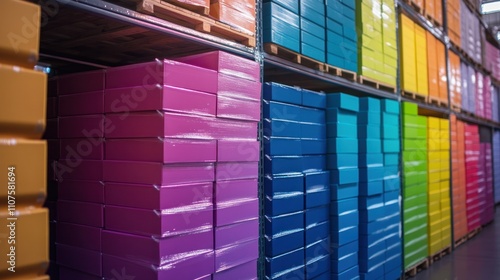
58 179 104 204
47 139 60 160
215 198 259 227
59 266 103 280
56 160 103 181
216 162 259 181
103 161 214 185
215 219 259 249
105 112 258 140
217 140 259 162
101 228 214 266
102 251 214 280
60 138 104 160
43 118 58 139
104 85 217 117
176 51 260 82
58 115 104 139
215 239 259 272
217 95 260 121
213 260 257 280
56 244 102 277
215 179 258 205
105 138 216 163
105 182 213 210
58 70 105 95
47 97 58 119
58 91 104 116
57 200 103 227
196 275 212 280
56 222 102 251
105 59 217 93
216 74 261 101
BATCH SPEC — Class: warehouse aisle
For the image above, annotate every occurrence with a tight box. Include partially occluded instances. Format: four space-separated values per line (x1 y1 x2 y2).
413 207 500 279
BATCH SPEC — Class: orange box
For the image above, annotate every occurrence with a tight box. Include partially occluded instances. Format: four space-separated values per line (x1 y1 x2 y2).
436 40 447 101
168 0 209 12
210 0 256 35
426 31 439 100
435 0 443 26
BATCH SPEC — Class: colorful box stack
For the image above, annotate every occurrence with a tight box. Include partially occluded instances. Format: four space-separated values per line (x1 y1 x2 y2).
479 142 494 225
0 1 49 279
326 93 360 279
426 31 448 103
300 0 326 62
263 83 330 280
426 117 451 255
325 0 358 72
263 1 300 53
402 102 429 269
449 51 462 109
450 116 468 242
447 0 461 47
464 123 481 232
210 0 256 36
493 131 500 204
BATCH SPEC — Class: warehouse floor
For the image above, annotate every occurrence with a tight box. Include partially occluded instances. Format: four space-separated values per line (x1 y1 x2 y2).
413 207 500 279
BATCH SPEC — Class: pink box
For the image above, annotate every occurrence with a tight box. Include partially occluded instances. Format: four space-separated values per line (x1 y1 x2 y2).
216 162 259 181
58 91 104 116
215 198 258 227
59 266 103 280
104 85 216 117
56 159 103 181
215 239 258 272
58 70 105 95
103 161 214 185
215 219 259 250
105 138 216 163
213 260 257 280
56 222 102 251
105 59 217 93
215 179 258 205
217 140 259 162
176 51 260 82
56 244 102 277
60 138 104 160
217 95 260 121
101 228 214 266
57 200 103 227
58 180 104 204
47 97 58 119
105 181 212 210
105 112 258 140
58 115 104 139
217 74 261 101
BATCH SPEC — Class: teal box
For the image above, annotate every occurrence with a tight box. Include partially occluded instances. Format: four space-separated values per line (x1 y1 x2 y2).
359 166 385 182
359 139 382 154
263 29 300 53
326 93 359 112
343 23 357 41
330 167 359 184
331 182 358 200
301 31 326 51
301 42 325 62
383 125 400 139
301 0 325 14
302 89 326 109
263 3 299 28
358 111 381 125
359 180 384 196
382 113 400 126
327 138 358 154
384 166 399 178
384 177 401 192
382 99 400 115
327 122 357 138
300 3 325 27
327 154 358 169
359 153 384 167
301 18 325 39
344 60 358 72
327 53 345 69
326 18 343 36
384 153 399 166
326 108 357 124
265 0 299 14
330 197 358 215
263 82 302 105
360 97 381 112
358 124 381 139
327 30 343 45
383 139 401 153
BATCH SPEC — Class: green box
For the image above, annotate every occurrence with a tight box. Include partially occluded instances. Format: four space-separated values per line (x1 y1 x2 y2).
403 138 426 151
403 126 418 139
403 114 419 127
404 170 428 186
403 160 428 173
417 116 428 128
402 102 418 115
403 183 427 197
403 193 427 209
403 150 427 162
416 127 428 139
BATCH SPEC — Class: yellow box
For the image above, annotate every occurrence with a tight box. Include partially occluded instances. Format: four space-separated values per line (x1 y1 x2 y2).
429 202 441 214
428 189 440 203
428 171 440 183
428 161 441 171
429 239 443 255
440 139 450 150
428 139 440 151
440 170 449 180
429 182 441 192
428 151 440 161
0 207 48 278
428 117 440 129
0 0 41 68
439 151 450 160
440 119 449 130
0 139 46 207
414 25 429 96
0 64 47 139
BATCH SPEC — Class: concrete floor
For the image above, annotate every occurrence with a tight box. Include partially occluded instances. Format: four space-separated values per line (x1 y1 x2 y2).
413 207 500 280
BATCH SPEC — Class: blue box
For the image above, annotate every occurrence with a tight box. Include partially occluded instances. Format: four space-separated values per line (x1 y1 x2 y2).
265 247 305 279
382 112 400 126
359 180 384 196
331 250 358 273
310 271 330 280
264 82 302 105
301 31 326 52
264 118 301 138
327 138 358 154
359 139 382 154
332 265 359 280
305 172 330 208
330 197 358 215
384 190 400 204
306 238 329 260
327 154 358 169
263 2 299 27
343 23 357 41
265 175 304 216
306 220 329 244
331 182 358 200
330 168 359 185
302 89 326 109
383 139 401 153
265 210 304 236
344 60 358 73
306 253 330 279
360 97 381 112
326 108 357 124
385 251 402 272
360 206 385 223
331 239 358 259
265 155 303 175
264 137 302 156
384 166 399 178
301 107 326 124
384 267 403 280
358 124 381 139
301 43 326 62
359 219 387 236
326 93 359 112
265 226 305 257
264 100 302 121
264 0 299 13
306 206 329 226
359 237 386 260
327 122 358 138
384 153 399 166
263 28 300 53
359 194 384 210
359 153 384 167
331 209 359 229
303 155 326 172
358 111 381 125
359 252 385 276
301 122 326 138
381 99 400 114
326 18 343 35
301 0 326 15
301 18 326 38
302 139 327 155
326 53 345 70
301 4 326 27
383 125 400 139
359 166 385 182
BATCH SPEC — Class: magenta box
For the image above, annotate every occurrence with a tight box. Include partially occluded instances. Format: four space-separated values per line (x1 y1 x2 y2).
57 200 103 227
176 51 260 82
56 159 103 181
58 115 104 139
56 244 102 277
60 138 104 160
105 181 212 210
217 95 260 121
216 162 259 181
215 239 258 272
59 266 103 280
104 85 216 117
58 70 105 95
217 140 259 162
213 259 257 280
215 219 259 249
105 59 217 93
58 179 104 204
56 222 102 251
215 198 258 227
104 161 214 185
58 91 104 116
215 179 258 205
105 112 258 140
217 74 261 101
101 228 214 266
47 97 58 119
102 251 214 280
105 138 216 163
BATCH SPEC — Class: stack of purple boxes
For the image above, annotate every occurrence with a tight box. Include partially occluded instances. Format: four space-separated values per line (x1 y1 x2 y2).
50 51 261 279
476 71 485 118
479 142 495 225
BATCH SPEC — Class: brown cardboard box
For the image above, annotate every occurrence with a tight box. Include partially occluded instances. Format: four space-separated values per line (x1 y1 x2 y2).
0 139 46 207
0 0 41 68
0 64 47 139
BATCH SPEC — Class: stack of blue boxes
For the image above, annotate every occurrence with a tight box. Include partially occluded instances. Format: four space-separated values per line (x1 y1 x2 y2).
263 1 300 53
325 0 358 72
263 82 330 280
300 0 326 62
326 93 360 279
